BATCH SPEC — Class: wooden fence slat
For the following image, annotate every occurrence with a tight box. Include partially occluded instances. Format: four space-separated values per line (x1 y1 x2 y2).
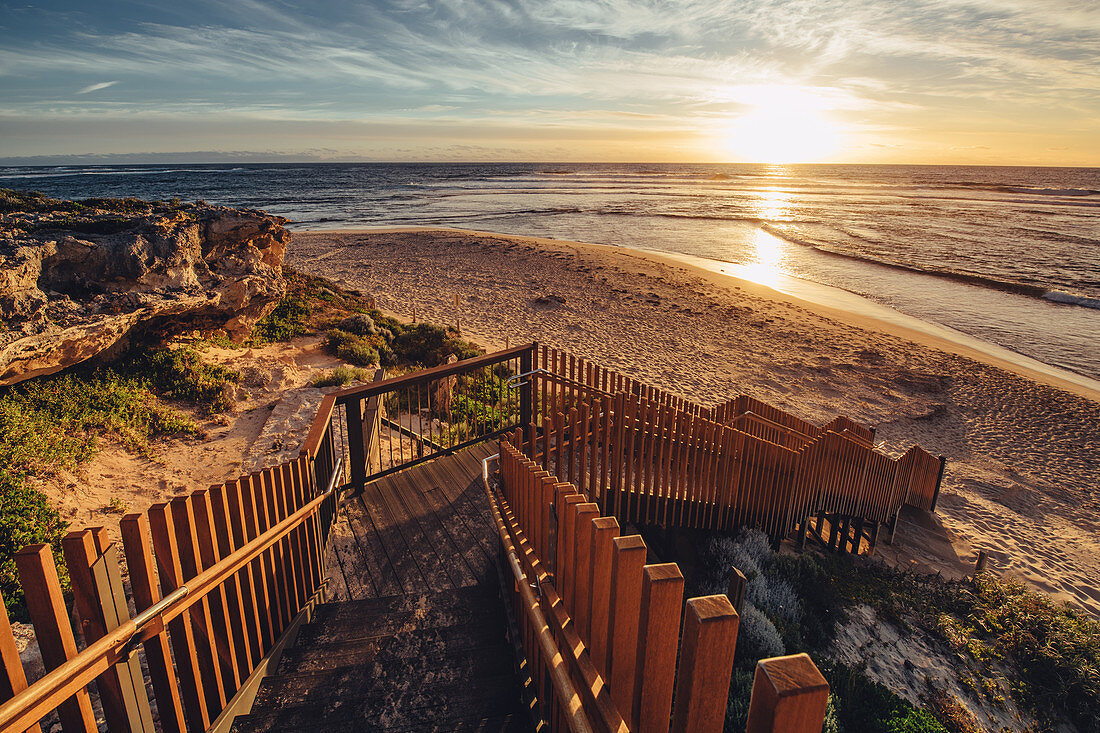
572 503 600 645
633 563 684 733
227 477 275 650
119 515 187 733
148 503 212 730
671 595 739 733
193 489 251 685
0 593 43 733
168 497 229 713
745 653 830 733
607 534 646 723
209 483 262 670
14 544 97 733
61 530 133 733
589 516 619 681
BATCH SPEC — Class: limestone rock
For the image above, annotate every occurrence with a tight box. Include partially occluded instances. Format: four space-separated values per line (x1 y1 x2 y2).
0 196 289 385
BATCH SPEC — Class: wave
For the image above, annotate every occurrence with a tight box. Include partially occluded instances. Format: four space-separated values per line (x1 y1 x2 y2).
1043 291 1100 310
756 224 1100 306
932 180 1100 197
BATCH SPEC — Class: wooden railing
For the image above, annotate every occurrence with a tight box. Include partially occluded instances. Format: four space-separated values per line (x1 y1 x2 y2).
330 343 534 491
522 348 945 551
488 439 830 732
0 410 345 733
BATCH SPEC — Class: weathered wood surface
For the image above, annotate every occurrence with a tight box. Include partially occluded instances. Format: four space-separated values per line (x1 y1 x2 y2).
323 441 500 600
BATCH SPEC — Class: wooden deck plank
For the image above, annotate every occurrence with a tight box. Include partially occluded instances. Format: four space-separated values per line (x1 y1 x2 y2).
331 443 501 599
384 466 473 589
354 484 430 594
339 496 404 599
415 460 494 586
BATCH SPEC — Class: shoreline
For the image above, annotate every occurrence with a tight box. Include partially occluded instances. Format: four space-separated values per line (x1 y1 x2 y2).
297 225 1100 402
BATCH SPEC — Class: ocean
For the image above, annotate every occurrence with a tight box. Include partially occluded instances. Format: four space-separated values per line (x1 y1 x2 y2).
3 162 1098 381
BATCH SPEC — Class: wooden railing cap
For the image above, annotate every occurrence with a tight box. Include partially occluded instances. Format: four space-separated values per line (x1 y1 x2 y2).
592 516 620 530
686 594 737 621
613 534 647 551
757 653 829 697
643 563 684 583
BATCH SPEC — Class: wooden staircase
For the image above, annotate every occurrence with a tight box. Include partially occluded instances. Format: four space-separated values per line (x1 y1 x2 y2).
230 584 530 732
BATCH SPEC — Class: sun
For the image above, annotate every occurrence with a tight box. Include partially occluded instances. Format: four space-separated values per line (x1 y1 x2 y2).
718 86 843 163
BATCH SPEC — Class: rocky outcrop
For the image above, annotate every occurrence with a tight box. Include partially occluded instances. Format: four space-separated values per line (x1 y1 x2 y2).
0 194 289 385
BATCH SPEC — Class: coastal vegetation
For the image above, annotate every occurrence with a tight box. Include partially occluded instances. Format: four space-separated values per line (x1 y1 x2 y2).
681 529 1100 732
0 347 238 614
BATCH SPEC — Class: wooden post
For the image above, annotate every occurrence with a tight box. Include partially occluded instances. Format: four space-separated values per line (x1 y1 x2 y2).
15 544 97 733
930 456 947 512
0 593 42 733
745 653 829 733
520 346 534 456
346 397 367 492
120 514 187 733
974 550 988 577
671 595 739 733
633 563 684 733
727 566 748 616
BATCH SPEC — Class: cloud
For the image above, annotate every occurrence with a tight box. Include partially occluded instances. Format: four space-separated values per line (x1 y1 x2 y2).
75 81 118 94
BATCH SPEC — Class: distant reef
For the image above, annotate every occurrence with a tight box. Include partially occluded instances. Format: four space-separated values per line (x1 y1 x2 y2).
0 190 288 385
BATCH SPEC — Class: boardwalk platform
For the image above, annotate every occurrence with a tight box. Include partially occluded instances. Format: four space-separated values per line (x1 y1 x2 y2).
325 441 500 600
231 443 530 732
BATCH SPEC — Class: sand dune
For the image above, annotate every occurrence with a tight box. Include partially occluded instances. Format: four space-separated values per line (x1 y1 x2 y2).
290 227 1100 615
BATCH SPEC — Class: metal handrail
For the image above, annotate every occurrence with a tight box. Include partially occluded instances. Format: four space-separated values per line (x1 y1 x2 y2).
0 458 344 733
481 454 593 733
506 367 616 399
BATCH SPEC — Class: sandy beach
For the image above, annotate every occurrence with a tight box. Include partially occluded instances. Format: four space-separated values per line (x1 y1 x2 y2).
289 227 1100 615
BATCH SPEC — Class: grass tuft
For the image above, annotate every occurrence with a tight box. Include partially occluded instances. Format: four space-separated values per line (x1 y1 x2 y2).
310 366 376 388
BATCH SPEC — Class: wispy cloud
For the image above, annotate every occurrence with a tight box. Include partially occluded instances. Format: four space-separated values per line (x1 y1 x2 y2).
76 80 118 94
0 0 1097 162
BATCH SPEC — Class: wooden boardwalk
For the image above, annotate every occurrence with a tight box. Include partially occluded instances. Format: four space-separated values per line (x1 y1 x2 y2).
324 440 500 601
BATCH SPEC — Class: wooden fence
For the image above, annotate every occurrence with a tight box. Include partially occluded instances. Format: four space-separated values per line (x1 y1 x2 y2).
0 411 344 733
520 348 944 551
491 438 830 733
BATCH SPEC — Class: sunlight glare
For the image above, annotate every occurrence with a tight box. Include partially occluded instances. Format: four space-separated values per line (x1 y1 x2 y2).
728 228 790 288
719 86 842 163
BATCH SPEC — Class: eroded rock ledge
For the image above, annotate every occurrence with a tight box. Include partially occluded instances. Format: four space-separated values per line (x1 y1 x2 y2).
0 193 289 385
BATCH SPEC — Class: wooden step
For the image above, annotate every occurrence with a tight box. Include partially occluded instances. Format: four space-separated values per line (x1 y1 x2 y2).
230 672 524 732
275 617 509 675
254 640 515 710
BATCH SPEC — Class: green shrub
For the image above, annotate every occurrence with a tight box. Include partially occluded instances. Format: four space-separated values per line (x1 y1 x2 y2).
253 296 311 342
123 348 240 413
962 575 1100 729
310 367 375 388
0 358 210 614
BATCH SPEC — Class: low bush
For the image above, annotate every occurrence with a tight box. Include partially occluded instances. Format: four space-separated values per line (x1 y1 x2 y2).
252 296 311 342
310 366 375 388
122 347 240 413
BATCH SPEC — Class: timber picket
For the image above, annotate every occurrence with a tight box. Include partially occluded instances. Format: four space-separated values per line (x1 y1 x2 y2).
119 514 187 733
0 595 43 733
15 544 97 733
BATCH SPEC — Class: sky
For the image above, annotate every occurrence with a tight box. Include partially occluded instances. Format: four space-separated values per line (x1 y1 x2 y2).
0 0 1098 165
